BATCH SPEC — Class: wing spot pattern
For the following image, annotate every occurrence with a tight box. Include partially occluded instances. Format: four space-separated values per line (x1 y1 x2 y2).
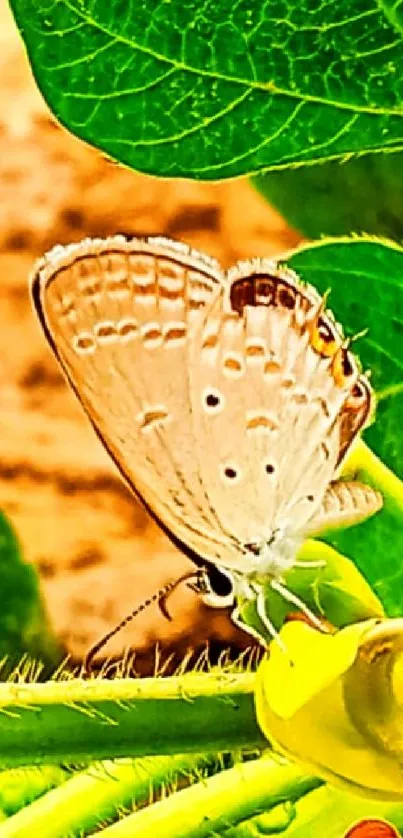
188 273 218 309
314 396 331 418
277 283 297 309
202 332 219 350
159 278 185 299
188 298 207 310
321 442 331 460
117 318 138 341
187 271 216 296
163 322 187 345
220 464 241 484
128 254 155 278
58 294 76 318
73 332 96 354
246 412 279 433
105 276 131 299
158 260 185 281
291 390 309 405
79 279 102 299
140 322 163 348
281 375 296 389
203 388 225 414
139 407 170 432
222 353 245 377
94 321 118 343
264 359 282 376
245 340 266 359
134 281 158 297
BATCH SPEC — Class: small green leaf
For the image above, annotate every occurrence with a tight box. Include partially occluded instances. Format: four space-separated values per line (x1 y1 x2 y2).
288 238 403 616
8 1 403 179
253 154 403 242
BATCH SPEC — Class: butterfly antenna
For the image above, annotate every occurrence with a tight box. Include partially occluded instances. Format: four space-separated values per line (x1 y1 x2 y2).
83 570 204 675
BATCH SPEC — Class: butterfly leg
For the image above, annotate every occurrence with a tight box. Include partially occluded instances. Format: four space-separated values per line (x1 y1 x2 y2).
230 605 268 647
256 589 288 654
270 578 328 632
293 560 326 569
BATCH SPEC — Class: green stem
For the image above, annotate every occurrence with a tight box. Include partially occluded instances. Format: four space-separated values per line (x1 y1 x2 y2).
0 766 68 817
0 755 213 838
0 672 264 767
96 756 321 838
224 801 296 836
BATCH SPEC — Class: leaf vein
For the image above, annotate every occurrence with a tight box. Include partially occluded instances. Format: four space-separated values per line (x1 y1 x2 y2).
56 0 403 117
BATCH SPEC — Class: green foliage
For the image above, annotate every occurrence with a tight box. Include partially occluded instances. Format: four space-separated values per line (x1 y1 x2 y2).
253 154 403 241
288 239 403 616
279 785 403 838
0 512 61 675
8 0 403 179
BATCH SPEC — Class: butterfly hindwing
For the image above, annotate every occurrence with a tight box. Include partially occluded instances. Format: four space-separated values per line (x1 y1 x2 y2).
31 235 238 563
306 480 383 537
189 262 371 569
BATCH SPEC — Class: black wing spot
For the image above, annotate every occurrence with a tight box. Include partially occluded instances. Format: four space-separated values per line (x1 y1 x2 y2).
203 388 225 414
221 464 241 484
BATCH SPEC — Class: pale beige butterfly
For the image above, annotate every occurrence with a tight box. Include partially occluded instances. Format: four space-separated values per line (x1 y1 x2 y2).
31 235 382 655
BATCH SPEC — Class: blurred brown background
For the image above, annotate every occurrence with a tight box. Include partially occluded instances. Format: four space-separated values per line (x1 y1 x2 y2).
0 5 302 666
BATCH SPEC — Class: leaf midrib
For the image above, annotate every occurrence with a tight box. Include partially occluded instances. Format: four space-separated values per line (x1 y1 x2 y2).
55 0 403 118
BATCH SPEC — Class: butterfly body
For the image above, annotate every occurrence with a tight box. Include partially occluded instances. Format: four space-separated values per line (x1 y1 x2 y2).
31 236 382 647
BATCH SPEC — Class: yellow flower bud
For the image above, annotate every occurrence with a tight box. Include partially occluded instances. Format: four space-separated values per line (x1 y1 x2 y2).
255 619 403 800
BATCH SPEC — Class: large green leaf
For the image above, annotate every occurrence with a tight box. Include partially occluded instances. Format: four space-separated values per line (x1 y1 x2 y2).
253 154 403 241
8 0 403 179
0 511 62 675
288 238 403 616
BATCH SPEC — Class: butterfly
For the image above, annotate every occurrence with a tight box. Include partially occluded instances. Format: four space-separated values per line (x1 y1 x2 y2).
31 235 382 654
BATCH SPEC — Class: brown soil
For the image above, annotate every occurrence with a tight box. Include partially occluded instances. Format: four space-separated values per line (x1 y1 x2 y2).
0 6 302 667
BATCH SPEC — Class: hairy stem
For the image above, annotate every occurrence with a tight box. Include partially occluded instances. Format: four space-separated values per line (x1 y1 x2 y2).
0 672 264 767
96 756 321 838
0 755 215 838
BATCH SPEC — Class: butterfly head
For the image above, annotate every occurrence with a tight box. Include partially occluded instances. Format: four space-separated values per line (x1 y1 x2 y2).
243 525 302 581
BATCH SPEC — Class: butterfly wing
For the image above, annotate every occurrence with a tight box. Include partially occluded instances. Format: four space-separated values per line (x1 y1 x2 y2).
32 241 375 581
31 235 239 564
188 260 373 570
306 480 383 536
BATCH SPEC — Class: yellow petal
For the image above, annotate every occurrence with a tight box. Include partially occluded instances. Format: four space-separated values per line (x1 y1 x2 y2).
258 620 372 719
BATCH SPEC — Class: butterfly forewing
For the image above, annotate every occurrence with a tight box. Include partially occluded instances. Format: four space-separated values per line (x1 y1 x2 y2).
31 236 239 563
